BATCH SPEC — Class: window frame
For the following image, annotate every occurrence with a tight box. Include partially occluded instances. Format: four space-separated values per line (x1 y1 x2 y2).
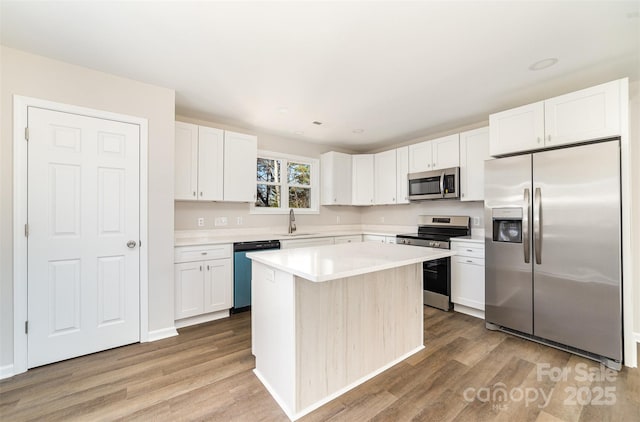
250 150 319 215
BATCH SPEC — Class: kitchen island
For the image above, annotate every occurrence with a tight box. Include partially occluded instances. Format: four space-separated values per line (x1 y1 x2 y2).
247 242 455 420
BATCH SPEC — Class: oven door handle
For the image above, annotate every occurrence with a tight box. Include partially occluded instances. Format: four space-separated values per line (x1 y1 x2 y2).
440 171 445 197
523 188 530 264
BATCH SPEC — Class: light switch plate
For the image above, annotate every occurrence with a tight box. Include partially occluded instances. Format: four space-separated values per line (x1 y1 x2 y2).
214 217 228 226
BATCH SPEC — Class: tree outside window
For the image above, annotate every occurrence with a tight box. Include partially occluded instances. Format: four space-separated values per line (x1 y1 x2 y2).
254 153 315 212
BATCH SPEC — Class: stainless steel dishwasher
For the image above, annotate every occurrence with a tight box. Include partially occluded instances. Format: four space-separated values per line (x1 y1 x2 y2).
232 240 280 313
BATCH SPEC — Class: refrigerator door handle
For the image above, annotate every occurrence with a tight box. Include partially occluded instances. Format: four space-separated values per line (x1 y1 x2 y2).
534 187 542 264
523 188 530 263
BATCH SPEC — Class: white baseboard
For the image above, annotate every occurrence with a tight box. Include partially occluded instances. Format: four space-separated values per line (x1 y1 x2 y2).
146 326 178 342
453 303 485 320
175 310 230 329
0 364 15 380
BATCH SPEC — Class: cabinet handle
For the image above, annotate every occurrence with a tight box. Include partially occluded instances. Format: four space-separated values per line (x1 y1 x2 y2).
207 265 210 271
547 135 551 142
466 260 473 263
200 192 203 197
461 193 464 198
201 252 208 255
537 137 541 144
199 265 202 271
193 191 196 197
466 249 473 252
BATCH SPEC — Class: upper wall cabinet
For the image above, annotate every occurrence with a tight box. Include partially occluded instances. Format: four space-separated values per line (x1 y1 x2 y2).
174 122 257 202
408 134 459 173
490 79 623 156
459 127 490 202
374 149 397 205
395 146 409 204
321 151 352 205
352 154 374 205
175 122 224 201
223 131 258 202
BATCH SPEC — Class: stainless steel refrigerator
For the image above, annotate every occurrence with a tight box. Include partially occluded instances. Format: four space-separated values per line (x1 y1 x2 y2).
484 139 622 368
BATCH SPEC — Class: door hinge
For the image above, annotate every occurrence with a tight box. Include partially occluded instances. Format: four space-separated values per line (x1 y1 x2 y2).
25 321 28 334
25 127 29 141
24 223 29 237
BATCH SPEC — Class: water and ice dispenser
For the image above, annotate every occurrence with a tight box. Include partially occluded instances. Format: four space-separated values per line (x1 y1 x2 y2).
492 208 523 243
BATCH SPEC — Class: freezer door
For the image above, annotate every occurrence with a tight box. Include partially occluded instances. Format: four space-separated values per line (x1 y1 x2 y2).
532 140 622 360
485 155 533 334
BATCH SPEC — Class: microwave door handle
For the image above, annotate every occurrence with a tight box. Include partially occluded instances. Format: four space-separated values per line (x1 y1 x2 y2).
440 171 445 197
523 188 530 263
534 187 542 264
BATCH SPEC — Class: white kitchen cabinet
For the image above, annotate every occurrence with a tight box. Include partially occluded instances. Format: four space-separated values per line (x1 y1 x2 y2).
280 237 335 249
408 134 459 173
451 240 485 318
174 244 233 321
490 79 623 156
459 127 490 201
334 235 362 244
223 130 258 202
396 146 409 204
363 234 386 243
374 149 397 205
544 79 621 148
320 151 352 205
352 154 374 206
175 122 224 201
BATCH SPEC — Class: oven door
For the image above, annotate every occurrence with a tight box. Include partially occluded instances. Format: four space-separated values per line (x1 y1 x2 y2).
408 167 459 200
423 256 452 311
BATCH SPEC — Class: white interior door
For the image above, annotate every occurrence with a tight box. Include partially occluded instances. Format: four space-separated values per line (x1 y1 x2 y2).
27 107 140 368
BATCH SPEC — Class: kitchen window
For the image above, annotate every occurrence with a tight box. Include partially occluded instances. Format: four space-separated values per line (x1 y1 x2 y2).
251 151 319 214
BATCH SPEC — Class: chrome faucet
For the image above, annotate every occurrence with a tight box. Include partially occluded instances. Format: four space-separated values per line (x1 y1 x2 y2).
288 208 297 234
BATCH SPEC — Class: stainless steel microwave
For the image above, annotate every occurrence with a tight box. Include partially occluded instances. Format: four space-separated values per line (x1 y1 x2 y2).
408 167 460 200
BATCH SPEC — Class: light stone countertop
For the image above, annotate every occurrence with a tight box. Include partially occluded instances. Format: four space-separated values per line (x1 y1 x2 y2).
246 241 455 282
174 225 415 247
451 234 485 244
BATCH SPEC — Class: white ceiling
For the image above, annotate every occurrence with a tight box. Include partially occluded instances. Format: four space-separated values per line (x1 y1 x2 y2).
1 1 639 151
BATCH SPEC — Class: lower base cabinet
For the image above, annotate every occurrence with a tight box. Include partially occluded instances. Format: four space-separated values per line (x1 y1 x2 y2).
174 244 232 320
451 240 485 314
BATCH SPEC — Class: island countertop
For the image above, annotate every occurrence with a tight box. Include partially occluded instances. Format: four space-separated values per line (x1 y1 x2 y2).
246 242 455 282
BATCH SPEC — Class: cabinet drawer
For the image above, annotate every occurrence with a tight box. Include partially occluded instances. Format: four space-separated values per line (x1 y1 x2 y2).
452 242 485 258
334 235 362 244
175 244 232 263
453 256 484 266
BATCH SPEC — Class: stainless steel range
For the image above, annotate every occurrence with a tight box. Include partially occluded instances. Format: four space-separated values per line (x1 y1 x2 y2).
397 215 470 311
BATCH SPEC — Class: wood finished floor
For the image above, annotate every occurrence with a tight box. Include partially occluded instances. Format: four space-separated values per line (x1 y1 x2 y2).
1 308 638 421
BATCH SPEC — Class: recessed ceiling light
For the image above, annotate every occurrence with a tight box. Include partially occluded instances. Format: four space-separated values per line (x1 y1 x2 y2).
529 58 559 71
277 107 288 114
294 131 304 135
352 129 364 134
312 121 322 125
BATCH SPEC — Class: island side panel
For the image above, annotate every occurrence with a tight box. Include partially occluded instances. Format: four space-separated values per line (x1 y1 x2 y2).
295 263 423 411
252 261 296 415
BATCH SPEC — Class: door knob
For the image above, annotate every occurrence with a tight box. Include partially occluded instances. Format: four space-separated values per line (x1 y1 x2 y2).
127 240 137 249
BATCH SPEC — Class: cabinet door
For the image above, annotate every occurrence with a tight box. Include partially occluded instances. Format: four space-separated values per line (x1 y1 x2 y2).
203 258 232 313
451 257 485 310
174 261 204 319
432 134 460 169
352 154 374 205
459 127 490 201
489 101 544 156
374 149 397 204
198 126 224 201
408 140 432 173
174 122 199 200
544 79 621 147
362 234 385 243
396 146 409 204
223 131 257 202
320 151 352 205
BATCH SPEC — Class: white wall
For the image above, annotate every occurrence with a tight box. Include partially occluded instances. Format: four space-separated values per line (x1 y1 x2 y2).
0 46 176 369
174 115 362 232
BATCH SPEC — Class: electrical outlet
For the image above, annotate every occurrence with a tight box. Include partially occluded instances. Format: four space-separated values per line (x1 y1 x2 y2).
236 216 243 225
380 216 385 223
197 217 204 227
473 217 480 226
214 217 228 226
